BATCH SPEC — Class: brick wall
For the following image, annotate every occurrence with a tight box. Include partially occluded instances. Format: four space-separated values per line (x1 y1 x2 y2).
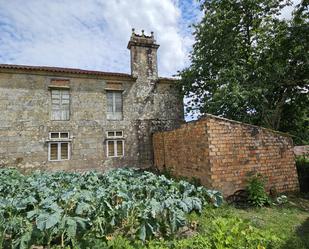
153 115 299 196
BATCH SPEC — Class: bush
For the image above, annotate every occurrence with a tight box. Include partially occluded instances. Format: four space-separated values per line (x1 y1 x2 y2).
296 156 309 193
246 172 270 207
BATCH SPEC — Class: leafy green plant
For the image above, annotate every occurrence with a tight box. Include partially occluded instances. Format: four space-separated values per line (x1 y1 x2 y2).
207 217 280 249
0 168 223 248
246 172 270 207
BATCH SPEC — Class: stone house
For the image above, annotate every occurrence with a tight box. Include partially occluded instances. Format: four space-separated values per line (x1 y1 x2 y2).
0 30 183 171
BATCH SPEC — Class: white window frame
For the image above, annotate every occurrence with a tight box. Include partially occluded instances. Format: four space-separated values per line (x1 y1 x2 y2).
106 131 123 138
48 142 71 161
106 139 124 158
106 91 123 120
48 132 71 161
49 132 70 140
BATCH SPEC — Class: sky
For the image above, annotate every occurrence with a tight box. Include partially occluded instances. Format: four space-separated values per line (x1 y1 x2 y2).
0 0 301 78
0 0 201 77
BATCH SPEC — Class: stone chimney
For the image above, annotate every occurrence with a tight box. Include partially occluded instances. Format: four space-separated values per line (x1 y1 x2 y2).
127 29 160 80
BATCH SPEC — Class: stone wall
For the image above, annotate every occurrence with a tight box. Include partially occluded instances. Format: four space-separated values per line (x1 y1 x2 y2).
0 31 183 172
153 115 299 196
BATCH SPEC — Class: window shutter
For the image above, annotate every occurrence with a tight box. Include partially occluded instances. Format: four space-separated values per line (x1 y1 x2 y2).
107 92 113 113
108 141 115 156
51 89 70 120
115 92 122 113
50 143 58 160
61 143 69 160
117 141 123 156
106 91 122 120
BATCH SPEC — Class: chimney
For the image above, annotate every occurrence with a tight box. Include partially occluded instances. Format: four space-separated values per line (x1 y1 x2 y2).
127 29 160 80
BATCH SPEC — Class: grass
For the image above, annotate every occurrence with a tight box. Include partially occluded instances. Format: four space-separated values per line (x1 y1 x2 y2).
188 194 309 249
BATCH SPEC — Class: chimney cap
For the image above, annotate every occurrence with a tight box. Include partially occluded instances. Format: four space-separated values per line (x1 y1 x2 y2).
127 29 159 49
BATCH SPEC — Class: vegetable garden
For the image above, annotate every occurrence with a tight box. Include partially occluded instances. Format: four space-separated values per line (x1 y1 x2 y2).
0 168 222 248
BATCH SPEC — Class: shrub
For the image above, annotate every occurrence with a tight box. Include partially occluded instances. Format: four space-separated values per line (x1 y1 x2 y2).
296 156 309 193
246 172 270 207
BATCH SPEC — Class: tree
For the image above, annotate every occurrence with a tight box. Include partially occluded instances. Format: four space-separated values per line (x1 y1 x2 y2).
179 0 309 144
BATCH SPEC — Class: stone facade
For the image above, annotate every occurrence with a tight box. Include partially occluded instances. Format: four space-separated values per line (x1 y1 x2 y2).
153 115 299 196
0 30 183 171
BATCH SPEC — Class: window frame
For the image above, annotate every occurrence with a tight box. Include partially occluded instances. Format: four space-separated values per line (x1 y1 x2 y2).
106 139 124 158
47 132 71 161
106 131 124 158
49 132 70 140
48 142 71 161
106 90 123 120
106 131 123 138
51 89 70 121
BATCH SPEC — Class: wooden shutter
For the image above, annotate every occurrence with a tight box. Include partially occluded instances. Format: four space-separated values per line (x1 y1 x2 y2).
51 89 70 120
50 143 58 160
106 91 122 120
108 141 115 156
115 92 122 113
61 143 69 160
116 141 123 156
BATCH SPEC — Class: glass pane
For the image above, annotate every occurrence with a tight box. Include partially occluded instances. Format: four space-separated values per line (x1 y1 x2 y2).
108 131 115 137
60 132 69 138
117 141 123 156
115 92 122 113
108 141 115 157
61 143 68 160
107 92 113 113
116 131 123 137
50 132 59 139
50 143 58 160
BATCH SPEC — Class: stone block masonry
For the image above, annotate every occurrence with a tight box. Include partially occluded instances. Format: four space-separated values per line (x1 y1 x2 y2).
0 30 183 172
153 114 299 196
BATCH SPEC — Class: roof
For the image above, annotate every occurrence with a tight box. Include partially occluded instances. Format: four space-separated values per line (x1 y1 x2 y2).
0 64 132 78
0 64 178 83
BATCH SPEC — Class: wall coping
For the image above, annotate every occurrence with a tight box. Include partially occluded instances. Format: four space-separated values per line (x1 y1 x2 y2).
154 113 292 139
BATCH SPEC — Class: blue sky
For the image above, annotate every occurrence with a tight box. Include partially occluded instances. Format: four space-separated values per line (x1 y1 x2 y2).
0 0 201 77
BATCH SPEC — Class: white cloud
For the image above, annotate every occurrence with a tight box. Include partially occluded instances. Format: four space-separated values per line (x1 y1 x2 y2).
0 0 200 77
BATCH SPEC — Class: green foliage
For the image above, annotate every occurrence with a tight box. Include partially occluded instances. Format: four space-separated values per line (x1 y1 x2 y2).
246 173 270 207
0 168 222 248
179 0 309 145
207 217 280 249
76 217 279 249
296 155 309 192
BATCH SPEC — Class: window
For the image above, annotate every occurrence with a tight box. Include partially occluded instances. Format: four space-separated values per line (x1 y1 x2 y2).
106 91 122 120
49 132 69 139
107 131 123 138
106 131 124 157
49 142 70 161
48 132 71 161
51 89 70 120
